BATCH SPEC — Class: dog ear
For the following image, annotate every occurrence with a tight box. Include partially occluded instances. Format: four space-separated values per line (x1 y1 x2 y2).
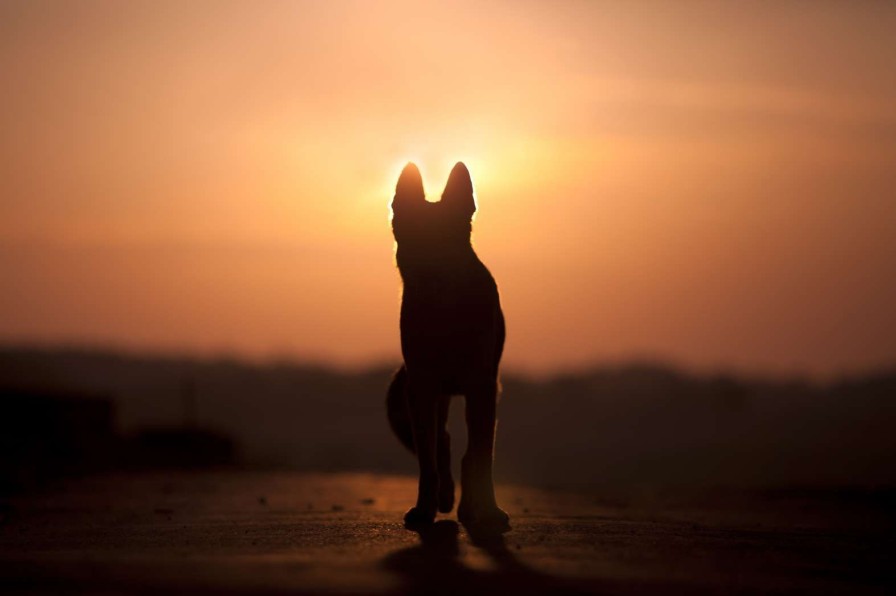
441 162 476 218
392 162 425 211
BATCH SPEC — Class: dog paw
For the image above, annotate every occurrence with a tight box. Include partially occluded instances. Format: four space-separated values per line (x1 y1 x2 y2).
403 506 436 529
457 503 510 533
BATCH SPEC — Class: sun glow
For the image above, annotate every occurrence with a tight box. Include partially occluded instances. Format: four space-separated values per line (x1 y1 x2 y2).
386 157 487 203
2 1 895 376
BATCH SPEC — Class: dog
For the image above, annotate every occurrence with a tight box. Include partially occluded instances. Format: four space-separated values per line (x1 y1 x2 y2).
386 161 509 531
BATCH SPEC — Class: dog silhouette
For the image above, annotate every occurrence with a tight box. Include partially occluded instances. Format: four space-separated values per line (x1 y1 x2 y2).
387 162 509 531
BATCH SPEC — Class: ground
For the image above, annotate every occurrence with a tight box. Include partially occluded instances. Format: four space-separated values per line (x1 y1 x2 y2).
0 471 893 595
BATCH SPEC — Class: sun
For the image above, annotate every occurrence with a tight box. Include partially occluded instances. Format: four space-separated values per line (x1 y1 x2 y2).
387 156 489 204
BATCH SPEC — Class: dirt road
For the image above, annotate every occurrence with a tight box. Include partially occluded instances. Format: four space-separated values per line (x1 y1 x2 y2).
0 471 892 594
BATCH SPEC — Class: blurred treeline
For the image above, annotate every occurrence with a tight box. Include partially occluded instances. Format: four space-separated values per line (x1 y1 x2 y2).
1 347 894 493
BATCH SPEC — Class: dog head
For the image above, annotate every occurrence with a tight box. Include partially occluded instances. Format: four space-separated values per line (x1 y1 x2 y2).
391 162 477 269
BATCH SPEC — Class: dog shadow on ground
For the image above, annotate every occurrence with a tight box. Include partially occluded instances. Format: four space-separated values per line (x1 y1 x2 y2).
381 520 589 596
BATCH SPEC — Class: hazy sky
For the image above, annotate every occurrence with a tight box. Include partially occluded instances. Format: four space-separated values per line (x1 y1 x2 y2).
2 1 895 377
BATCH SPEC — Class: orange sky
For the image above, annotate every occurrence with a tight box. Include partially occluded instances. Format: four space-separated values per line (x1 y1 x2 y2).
2 1 895 377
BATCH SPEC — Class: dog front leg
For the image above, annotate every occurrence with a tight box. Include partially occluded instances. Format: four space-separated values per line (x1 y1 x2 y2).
436 397 455 513
458 379 510 531
404 382 439 527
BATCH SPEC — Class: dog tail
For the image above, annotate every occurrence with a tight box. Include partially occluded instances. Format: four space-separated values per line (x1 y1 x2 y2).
386 365 416 453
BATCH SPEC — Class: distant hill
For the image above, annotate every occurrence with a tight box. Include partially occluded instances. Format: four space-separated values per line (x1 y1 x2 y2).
1 346 894 492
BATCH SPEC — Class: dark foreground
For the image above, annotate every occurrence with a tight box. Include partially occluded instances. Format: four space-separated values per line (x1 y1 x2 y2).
0 471 893 595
